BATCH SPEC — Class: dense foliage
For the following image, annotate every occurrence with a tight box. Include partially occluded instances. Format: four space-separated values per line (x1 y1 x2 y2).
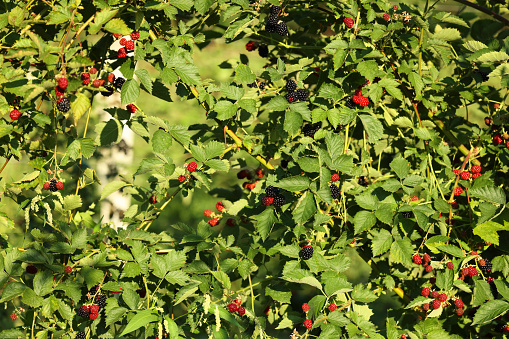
1 0 509 338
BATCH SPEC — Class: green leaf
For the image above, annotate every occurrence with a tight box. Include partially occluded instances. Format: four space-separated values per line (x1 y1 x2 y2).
492 255 509 277
152 129 172 154
330 155 354 173
356 60 378 82
8 6 25 26
408 72 424 95
214 100 237 120
379 78 403 100
266 96 288 111
355 192 379 210
390 238 413 266
352 284 378 303
63 195 82 210
463 40 488 52
224 16 253 39
474 280 494 306
80 267 104 288
33 270 53 296
266 285 292 304
123 288 140 310
104 18 130 35
472 300 509 325
436 244 465 258
254 208 277 240
22 288 43 307
135 69 153 93
95 119 123 146
211 271 231 290
120 79 140 105
390 156 410 179
174 63 201 85
470 186 506 205
473 221 506 246
476 51 509 63
371 229 393 256
100 181 128 200
234 64 256 83
436 267 454 291
292 191 316 225
204 141 224 159
166 316 180 339
489 63 509 77
433 28 461 41
284 110 302 135
359 114 384 143
0 282 27 302
353 210 377 235
205 159 229 172
71 93 90 121
325 131 344 160
106 307 127 326
273 176 310 191
119 309 160 336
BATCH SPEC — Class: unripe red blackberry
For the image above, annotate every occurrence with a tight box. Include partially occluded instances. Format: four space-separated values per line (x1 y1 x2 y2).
117 47 127 58
10 314 17 321
120 38 127 46
422 303 430 311
421 287 430 297
432 300 441 309
328 303 337 311
178 175 186 183
58 77 68 89
81 72 91 85
261 196 274 206
453 186 463 196
456 308 463 316
55 86 65 97
304 319 313 329
228 303 238 313
238 306 246 315
208 218 219 226
108 73 116 83
204 209 213 217
89 67 97 75
89 313 98 320
302 303 309 312
245 41 257 51
226 218 236 226
438 293 447 302
460 171 470 180
383 13 390 21
56 181 63 190
430 290 439 299
43 181 50 190
412 254 422 265
187 162 197 172
494 133 503 145
454 299 463 308
393 5 399 10
90 304 99 314
125 40 135 50
331 173 339 182
446 262 454 269
425 265 433 273
126 104 137 113
10 109 21 121
149 195 157 204
344 17 354 28
64 265 73 273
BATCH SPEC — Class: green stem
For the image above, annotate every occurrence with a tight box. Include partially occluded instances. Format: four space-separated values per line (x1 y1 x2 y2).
453 0 509 26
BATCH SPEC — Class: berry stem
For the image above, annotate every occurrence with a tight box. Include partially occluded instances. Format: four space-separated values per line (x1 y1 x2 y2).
138 187 183 231
453 0 509 26
0 155 11 176
248 273 255 313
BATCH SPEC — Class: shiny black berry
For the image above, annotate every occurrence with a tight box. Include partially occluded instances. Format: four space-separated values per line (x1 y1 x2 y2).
276 22 288 36
96 294 106 309
267 14 279 25
247 82 257 88
330 185 340 199
346 98 355 109
76 331 86 339
114 77 126 90
272 194 286 207
286 80 297 92
77 308 89 318
88 285 99 296
259 82 266 90
270 6 281 15
265 185 279 197
300 245 313 260
258 44 269 57
57 98 71 113
265 24 276 33
49 179 58 192
286 92 297 103
295 89 308 101
302 122 322 138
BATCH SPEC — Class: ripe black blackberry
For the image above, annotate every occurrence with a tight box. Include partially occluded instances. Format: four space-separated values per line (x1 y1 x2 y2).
286 80 297 92
49 179 58 192
267 14 279 26
401 211 413 218
77 308 89 318
295 89 308 101
101 86 115 97
258 44 269 57
265 24 276 33
330 184 340 199
272 194 285 207
358 176 368 186
270 5 281 15
286 92 297 103
247 82 257 88
302 122 322 137
88 285 99 296
300 245 313 260
57 98 71 113
76 331 86 339
276 22 288 36
96 294 106 309
265 185 279 197
479 259 492 275
114 77 126 90
346 98 355 109
259 82 266 90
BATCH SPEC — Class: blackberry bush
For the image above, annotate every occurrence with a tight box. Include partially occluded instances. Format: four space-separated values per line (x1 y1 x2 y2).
1 0 509 338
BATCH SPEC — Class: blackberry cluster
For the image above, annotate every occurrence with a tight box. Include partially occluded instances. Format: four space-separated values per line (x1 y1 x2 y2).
285 92 297 103
57 98 71 113
265 5 287 36
358 176 368 186
401 211 413 218
265 185 279 197
77 308 89 318
247 81 267 90
96 294 106 309
114 77 126 90
330 184 340 199
76 331 86 339
479 259 492 275
247 82 257 88
302 122 322 137
295 89 308 101
272 194 286 207
286 80 297 92
258 45 269 57
300 246 313 260
88 285 98 296
49 179 58 192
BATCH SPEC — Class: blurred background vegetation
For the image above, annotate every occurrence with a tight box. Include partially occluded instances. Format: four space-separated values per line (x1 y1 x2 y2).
1 0 507 332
